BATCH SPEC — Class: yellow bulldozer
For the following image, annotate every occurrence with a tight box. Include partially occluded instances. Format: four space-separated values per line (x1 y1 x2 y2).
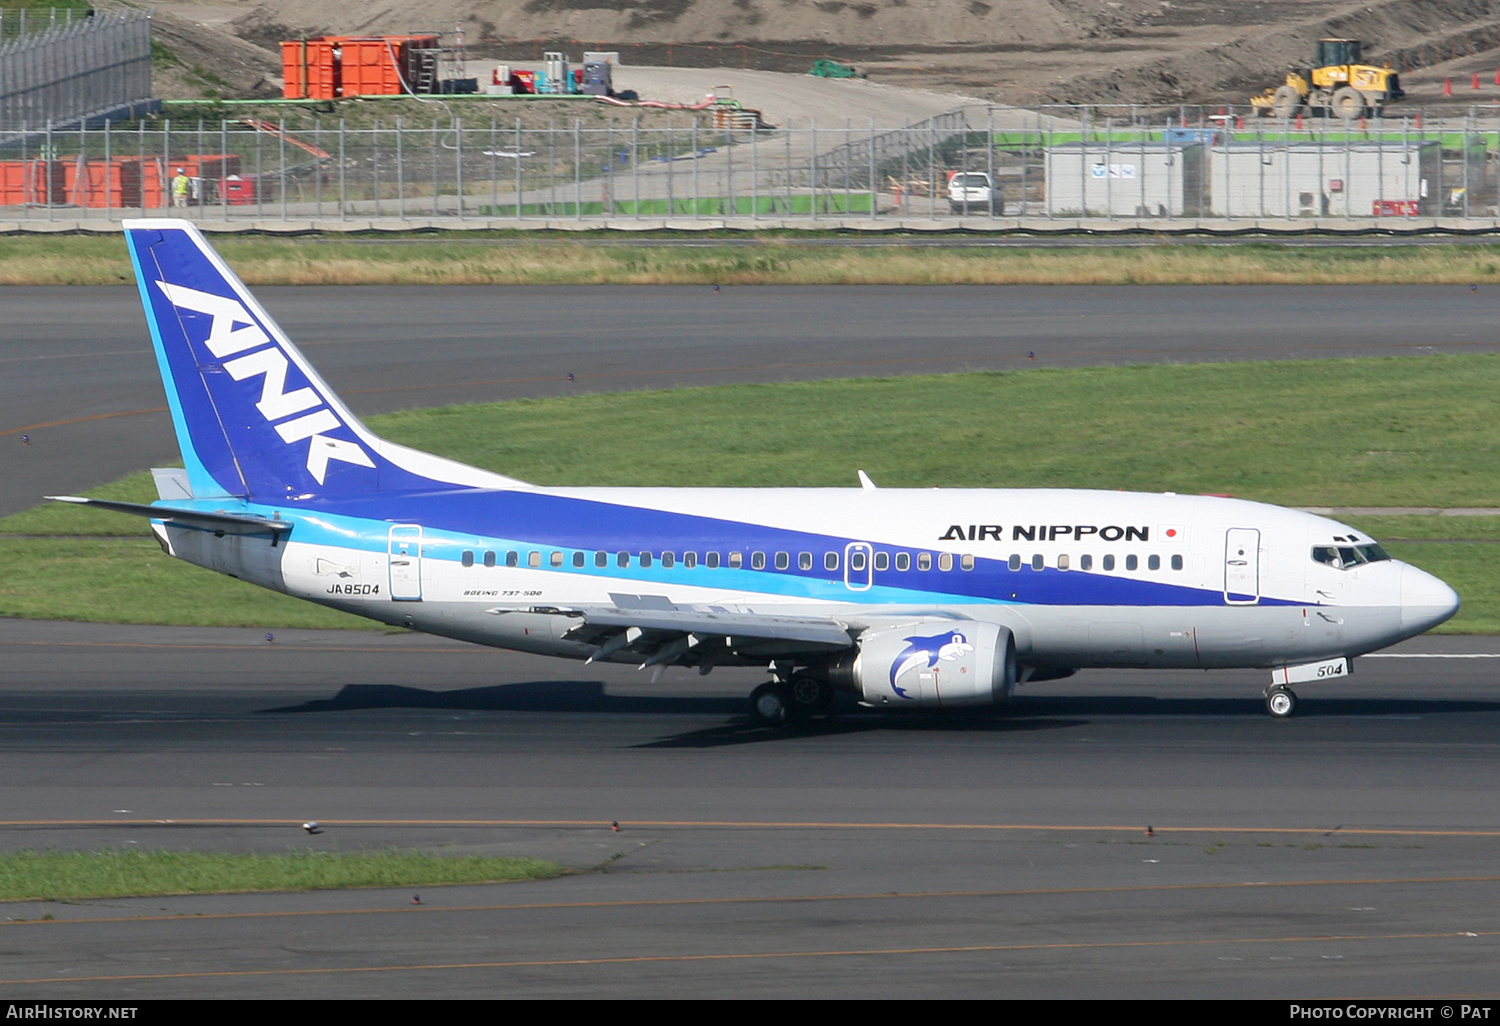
1251 38 1404 118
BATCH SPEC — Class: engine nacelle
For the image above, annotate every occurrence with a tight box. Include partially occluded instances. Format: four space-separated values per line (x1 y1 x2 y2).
833 621 1016 708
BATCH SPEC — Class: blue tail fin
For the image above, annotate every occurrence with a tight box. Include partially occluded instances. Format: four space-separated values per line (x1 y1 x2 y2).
124 220 528 502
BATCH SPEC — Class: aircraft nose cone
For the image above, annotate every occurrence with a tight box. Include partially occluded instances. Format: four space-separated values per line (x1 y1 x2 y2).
1401 564 1460 633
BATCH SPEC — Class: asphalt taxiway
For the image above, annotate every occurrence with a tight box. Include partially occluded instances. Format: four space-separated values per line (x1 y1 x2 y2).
4 283 1500 515
1 621 1498 998
2 284 1498 997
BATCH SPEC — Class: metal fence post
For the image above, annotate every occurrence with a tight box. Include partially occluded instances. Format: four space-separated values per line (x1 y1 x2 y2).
573 117 581 220
374 120 383 218
633 115 640 220
454 117 464 219
220 119 228 221
279 117 287 221
339 117 347 220
812 119 819 221
752 116 760 219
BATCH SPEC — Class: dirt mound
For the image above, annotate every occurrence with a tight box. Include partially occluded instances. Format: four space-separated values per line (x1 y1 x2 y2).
149 0 1500 107
222 0 1112 48
150 9 283 100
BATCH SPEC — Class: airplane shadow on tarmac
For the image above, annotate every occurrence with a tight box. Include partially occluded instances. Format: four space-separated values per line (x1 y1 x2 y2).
260 682 1500 748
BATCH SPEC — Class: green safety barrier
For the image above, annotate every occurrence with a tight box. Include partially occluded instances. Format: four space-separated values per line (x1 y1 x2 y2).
809 59 858 78
477 193 875 217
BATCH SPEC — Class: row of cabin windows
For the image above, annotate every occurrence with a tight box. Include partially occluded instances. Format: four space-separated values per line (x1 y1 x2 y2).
1007 553 1184 572
457 548 1182 572
456 549 975 571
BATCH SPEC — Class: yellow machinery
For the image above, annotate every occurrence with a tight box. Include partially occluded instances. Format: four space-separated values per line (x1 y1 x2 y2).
1251 39 1404 118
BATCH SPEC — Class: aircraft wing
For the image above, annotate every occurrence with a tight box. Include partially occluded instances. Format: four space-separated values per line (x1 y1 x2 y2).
493 594 856 667
47 496 294 540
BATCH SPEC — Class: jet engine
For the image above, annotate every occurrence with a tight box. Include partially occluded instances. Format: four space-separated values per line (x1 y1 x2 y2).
831 621 1016 708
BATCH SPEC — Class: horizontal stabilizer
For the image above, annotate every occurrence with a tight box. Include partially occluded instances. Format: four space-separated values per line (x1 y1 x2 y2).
47 496 293 538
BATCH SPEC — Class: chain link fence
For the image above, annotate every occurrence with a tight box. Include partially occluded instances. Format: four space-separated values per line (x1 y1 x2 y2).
0 8 151 139
4 103 1500 222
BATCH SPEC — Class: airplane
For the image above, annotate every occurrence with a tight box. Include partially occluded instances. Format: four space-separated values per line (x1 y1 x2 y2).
52 219 1460 724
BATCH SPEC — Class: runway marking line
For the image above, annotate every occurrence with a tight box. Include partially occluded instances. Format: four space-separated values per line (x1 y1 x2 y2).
2 818 1499 837
0 640 481 653
2 875 1497 929
0 407 168 438
3 927 1497 985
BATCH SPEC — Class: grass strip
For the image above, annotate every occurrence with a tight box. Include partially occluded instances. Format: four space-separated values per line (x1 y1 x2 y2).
0 849 563 901
9 234 1500 285
3 357 1497 631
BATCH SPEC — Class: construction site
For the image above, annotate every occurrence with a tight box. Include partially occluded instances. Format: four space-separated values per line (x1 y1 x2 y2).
10 1 1500 223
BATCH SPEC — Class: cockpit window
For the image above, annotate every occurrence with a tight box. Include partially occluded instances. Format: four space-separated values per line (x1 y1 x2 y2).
1312 543 1390 569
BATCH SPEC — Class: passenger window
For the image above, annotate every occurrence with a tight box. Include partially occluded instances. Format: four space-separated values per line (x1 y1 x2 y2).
874 551 889 572
895 552 910 572
1080 554 1092 570
550 551 564 567
799 552 813 571
850 550 868 572
528 551 541 568
825 552 839 571
662 552 675 568
1008 554 1021 571
1103 554 1115 571
684 551 697 568
706 552 720 569
496 551 509 568
1031 554 1043 571
573 551 585 568
1171 554 1183 571
1058 554 1069 570
917 553 932 571
595 551 608 568
639 552 652 568
461 550 474 568
775 552 790 570
1148 554 1160 571
938 552 953 572
617 551 630 568
960 554 974 571
751 552 766 570
1125 554 1138 571
729 552 743 569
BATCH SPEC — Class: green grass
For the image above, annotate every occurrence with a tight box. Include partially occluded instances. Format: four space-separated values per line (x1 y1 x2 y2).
14 235 1500 286
0 849 563 901
3 355 1499 631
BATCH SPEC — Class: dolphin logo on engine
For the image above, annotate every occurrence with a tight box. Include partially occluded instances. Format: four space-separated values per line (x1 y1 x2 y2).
888 630 976 698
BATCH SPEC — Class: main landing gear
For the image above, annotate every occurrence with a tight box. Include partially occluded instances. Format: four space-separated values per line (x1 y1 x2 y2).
748 676 835 726
1265 685 1298 718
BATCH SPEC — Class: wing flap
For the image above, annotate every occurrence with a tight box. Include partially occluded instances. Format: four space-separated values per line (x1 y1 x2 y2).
575 607 855 648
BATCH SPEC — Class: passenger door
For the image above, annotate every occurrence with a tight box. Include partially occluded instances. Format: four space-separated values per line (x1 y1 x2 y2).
1224 528 1260 605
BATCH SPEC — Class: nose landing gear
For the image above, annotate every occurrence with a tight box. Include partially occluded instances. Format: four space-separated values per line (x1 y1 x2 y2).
1265 685 1298 718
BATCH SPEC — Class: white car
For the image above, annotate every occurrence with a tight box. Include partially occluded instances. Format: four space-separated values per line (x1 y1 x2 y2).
948 172 1001 214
